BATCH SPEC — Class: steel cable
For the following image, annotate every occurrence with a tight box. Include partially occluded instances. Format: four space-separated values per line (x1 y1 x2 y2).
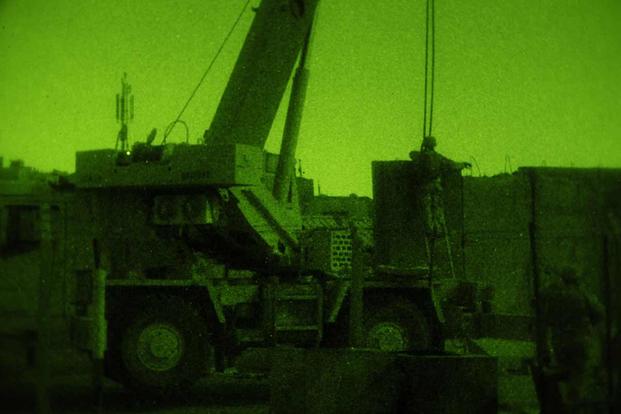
422 0 436 140
162 0 251 144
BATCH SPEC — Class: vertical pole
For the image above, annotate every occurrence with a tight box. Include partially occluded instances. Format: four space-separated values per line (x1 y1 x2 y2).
36 203 52 414
349 223 364 348
91 268 107 411
527 171 545 366
527 170 563 413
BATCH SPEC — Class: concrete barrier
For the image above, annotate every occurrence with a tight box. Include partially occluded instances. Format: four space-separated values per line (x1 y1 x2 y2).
270 348 496 414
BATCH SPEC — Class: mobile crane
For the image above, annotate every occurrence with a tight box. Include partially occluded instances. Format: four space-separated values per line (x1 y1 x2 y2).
69 0 468 391
13 0 470 391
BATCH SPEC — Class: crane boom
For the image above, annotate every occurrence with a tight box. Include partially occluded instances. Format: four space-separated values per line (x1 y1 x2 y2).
205 0 319 148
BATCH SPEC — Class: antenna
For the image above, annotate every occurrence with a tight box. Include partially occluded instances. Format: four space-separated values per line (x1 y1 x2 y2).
297 158 303 177
115 73 134 151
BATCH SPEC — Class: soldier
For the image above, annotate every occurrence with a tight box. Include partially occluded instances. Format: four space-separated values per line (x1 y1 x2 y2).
409 136 470 239
539 266 605 411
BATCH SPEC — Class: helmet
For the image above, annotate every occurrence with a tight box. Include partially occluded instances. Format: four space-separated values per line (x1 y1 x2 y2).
422 136 437 150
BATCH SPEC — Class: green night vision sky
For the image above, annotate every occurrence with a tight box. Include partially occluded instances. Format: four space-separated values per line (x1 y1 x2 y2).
1 0 620 196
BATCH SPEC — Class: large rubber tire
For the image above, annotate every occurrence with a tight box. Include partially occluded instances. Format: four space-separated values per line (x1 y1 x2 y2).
364 299 431 352
120 295 210 393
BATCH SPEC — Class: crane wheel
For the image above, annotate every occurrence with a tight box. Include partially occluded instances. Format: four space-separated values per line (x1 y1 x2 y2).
120 295 210 394
364 299 431 352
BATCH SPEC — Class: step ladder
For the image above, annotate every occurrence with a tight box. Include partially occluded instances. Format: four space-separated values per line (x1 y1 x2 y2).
271 281 323 347
424 218 456 279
